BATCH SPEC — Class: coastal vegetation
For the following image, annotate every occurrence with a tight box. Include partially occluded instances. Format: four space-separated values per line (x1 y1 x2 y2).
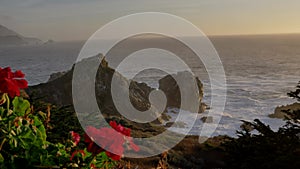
1 65 299 168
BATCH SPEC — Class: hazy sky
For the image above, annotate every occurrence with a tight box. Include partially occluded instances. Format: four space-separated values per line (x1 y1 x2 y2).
1 0 299 41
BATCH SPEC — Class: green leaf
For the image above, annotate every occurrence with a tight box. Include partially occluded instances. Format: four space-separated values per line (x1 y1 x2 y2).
0 107 5 118
12 97 30 116
0 153 4 163
33 116 47 142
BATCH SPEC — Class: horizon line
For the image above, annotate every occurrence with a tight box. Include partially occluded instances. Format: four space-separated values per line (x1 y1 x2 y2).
54 32 300 42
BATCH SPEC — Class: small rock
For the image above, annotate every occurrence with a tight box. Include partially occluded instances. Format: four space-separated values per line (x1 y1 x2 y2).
201 116 213 123
165 121 186 128
269 102 300 119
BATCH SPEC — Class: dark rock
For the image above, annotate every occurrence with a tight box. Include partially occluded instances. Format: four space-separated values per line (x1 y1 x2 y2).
47 71 66 82
28 54 205 117
165 121 186 128
200 102 209 113
201 116 213 123
269 102 300 119
158 71 204 113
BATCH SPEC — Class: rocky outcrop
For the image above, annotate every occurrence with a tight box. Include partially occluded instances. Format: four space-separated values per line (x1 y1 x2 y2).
159 71 204 113
47 71 67 82
269 102 300 119
27 54 205 125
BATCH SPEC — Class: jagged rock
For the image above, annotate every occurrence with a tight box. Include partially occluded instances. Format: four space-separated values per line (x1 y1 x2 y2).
27 54 205 126
269 102 300 119
200 102 209 113
47 71 66 82
158 71 204 113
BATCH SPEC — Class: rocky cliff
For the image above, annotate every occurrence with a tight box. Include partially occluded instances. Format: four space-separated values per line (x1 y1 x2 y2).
27 54 205 126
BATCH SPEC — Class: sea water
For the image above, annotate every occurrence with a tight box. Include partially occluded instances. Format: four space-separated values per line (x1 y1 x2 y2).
0 35 299 137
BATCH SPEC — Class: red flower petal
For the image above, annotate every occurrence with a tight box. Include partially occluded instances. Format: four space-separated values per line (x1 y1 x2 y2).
84 122 139 159
13 70 25 78
109 121 131 136
123 128 131 136
70 131 80 146
15 79 28 89
109 121 118 129
105 151 121 161
109 142 124 155
2 78 19 97
130 141 140 152
70 150 85 161
84 131 104 155
90 163 97 169
0 67 28 98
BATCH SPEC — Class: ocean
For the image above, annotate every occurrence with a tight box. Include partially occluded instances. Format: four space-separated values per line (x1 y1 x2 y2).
0 34 299 137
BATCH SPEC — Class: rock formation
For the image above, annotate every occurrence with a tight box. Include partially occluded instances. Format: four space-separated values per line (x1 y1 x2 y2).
269 102 300 119
27 54 205 125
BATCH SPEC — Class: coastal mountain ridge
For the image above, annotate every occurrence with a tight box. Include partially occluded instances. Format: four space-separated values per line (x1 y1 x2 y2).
0 24 43 46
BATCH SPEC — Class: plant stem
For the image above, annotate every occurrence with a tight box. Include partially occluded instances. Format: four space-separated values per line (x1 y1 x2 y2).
5 94 10 114
0 138 7 151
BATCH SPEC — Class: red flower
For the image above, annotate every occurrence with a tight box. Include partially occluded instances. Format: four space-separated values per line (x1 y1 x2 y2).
84 126 104 155
70 131 80 146
84 122 140 161
70 150 85 161
126 137 140 152
90 163 97 169
85 126 124 159
0 67 28 98
105 151 122 161
109 121 131 136
110 121 140 152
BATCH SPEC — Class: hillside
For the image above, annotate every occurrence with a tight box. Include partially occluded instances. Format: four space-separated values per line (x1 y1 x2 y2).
0 24 42 46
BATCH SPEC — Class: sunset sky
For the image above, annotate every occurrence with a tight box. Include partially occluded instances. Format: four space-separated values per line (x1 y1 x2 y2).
1 0 299 41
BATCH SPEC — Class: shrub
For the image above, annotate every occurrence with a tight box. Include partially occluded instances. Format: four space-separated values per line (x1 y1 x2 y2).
223 81 300 169
0 67 139 168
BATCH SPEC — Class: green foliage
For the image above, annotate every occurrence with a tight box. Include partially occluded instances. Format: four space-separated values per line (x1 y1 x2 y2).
283 81 300 122
0 68 123 168
223 82 300 169
287 81 300 101
28 95 83 144
93 152 118 169
0 95 53 168
0 95 114 168
223 119 300 169
12 97 31 116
